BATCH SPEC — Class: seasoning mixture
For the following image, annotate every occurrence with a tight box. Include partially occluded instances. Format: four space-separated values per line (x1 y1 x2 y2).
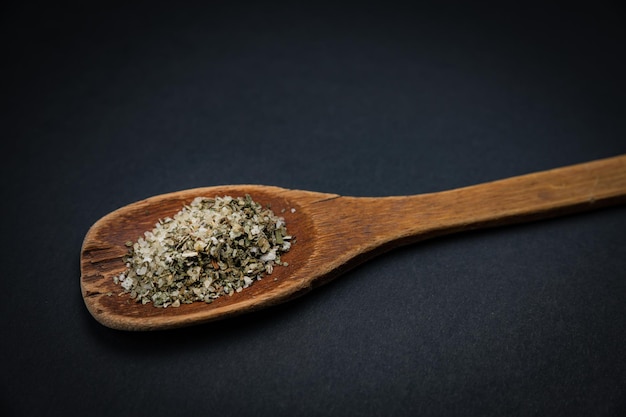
114 195 292 307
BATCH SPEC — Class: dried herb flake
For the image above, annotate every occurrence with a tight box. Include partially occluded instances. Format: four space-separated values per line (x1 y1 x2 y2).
113 195 292 307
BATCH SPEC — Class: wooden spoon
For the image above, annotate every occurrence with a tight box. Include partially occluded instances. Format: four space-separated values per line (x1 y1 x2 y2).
81 154 626 330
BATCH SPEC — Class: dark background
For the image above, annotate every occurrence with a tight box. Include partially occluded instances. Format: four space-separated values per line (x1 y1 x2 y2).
2 2 625 416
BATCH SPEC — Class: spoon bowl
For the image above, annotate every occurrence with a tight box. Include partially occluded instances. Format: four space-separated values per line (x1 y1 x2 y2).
81 185 332 331
81 155 626 330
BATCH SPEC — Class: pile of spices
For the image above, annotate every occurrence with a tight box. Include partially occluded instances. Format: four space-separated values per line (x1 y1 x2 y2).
114 195 292 307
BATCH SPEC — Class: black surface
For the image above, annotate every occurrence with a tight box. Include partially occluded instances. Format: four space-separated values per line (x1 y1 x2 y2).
3 2 626 416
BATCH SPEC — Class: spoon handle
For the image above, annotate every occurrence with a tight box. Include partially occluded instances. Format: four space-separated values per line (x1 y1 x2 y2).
414 153 626 235
314 154 626 253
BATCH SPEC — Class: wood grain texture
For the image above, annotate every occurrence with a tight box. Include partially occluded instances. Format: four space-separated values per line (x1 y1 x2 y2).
81 154 626 330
